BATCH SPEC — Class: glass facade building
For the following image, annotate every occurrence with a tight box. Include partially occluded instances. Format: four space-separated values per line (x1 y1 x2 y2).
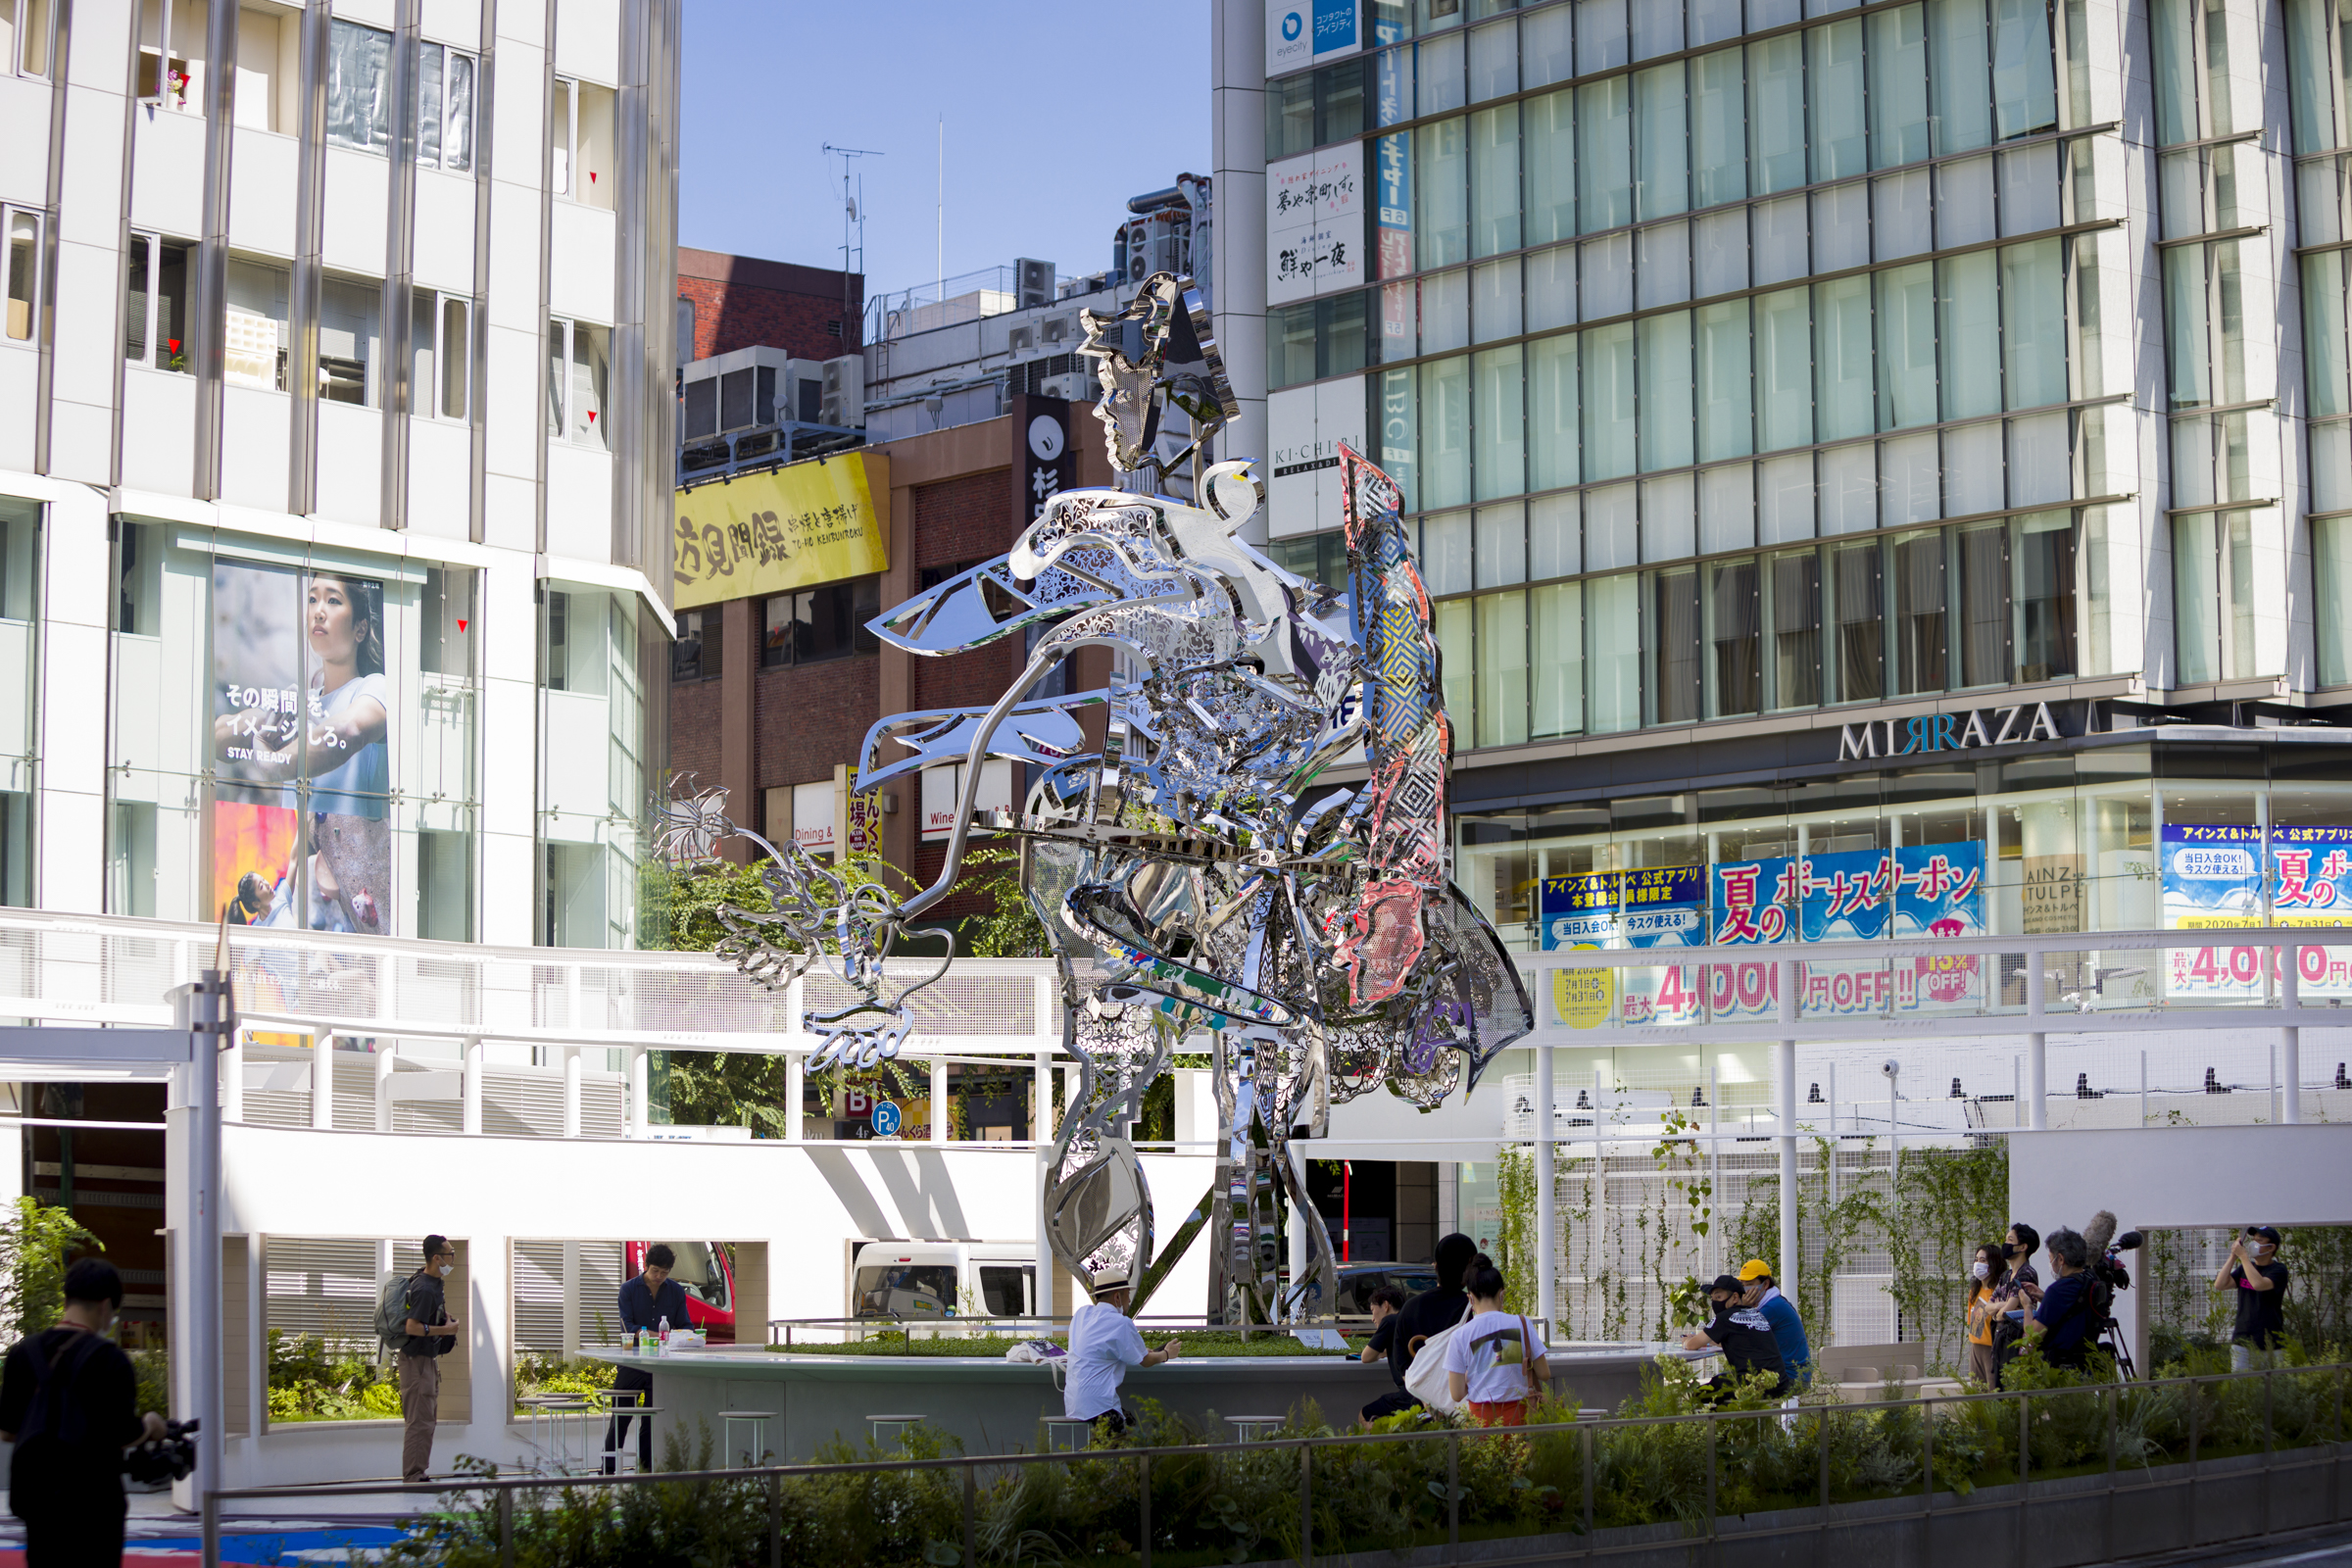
1227 0 2352 986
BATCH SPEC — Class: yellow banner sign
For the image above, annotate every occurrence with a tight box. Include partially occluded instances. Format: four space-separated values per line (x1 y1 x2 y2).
671 450 891 610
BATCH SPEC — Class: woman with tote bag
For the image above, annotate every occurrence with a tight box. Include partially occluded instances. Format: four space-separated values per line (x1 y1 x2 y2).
1441 1255 1548 1427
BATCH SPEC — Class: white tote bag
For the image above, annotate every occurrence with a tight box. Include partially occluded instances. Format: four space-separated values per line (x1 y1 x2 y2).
1402 1301 1476 1414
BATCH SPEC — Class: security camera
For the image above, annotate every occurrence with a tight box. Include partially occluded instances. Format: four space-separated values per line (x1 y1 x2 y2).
1880 1059 1901 1079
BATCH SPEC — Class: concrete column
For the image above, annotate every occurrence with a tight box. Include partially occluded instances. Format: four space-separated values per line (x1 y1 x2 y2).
311 1029 335 1130
2025 956 2048 1130
1533 1036 1555 1337
1777 959 1799 1316
1287 1141 1308 1320
374 1043 396 1133
222 1025 245 1124
629 1046 650 1138
463 1037 484 1135
2281 944 2303 1124
931 1054 949 1143
785 1053 806 1141
1209 0 1270 502
561 1240 582 1358
563 1046 583 1138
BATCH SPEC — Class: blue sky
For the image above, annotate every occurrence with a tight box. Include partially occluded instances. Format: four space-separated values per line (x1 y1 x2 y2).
678 2 1212 305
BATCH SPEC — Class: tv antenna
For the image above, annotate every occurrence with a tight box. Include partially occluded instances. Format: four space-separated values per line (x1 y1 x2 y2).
822 143 882 345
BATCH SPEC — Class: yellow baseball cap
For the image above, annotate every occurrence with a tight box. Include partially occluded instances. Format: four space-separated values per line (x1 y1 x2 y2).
1737 1258 1775 1281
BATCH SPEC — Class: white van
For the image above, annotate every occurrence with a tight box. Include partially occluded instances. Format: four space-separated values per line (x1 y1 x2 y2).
849 1241 1038 1321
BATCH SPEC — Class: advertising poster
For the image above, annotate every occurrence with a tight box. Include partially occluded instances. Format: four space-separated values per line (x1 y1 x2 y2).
1704 842 1985 1019
671 449 890 611
1539 866 1702 1028
213 561 393 936
1265 143 1364 308
2164 824 2352 998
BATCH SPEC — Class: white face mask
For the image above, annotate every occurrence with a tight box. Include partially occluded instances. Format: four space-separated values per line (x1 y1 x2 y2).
439 1262 454 1278
1972 1261 1991 1280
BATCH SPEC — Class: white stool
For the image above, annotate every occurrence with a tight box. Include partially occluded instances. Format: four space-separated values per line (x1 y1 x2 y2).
867 1412 927 1449
1226 1415 1286 1443
1041 1416 1097 1452
720 1410 775 1467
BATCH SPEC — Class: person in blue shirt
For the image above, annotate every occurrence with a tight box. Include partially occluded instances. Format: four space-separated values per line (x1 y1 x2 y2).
605 1244 691 1473
2026 1228 2099 1369
1736 1258 1813 1390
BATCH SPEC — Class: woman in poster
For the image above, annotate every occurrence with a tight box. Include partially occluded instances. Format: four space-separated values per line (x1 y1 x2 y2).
214 573 392 934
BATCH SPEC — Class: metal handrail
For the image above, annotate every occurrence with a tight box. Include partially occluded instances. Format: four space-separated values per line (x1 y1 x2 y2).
200 1359 2350 1568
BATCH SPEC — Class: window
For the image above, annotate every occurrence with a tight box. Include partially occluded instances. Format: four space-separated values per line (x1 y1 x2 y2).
761 579 879 667
3 0 55 77
2318 514 2352 686
223 256 289 390
416 40 477 172
675 297 697 363
3 207 39 343
2173 511 2256 683
411 290 472 419
325 19 392 153
319 275 382 405
549 76 614 208
672 607 721 682
547 318 609 447
123 233 192 372
134 0 200 109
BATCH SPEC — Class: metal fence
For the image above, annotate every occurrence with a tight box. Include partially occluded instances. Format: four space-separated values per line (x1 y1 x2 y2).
200 1361 2352 1568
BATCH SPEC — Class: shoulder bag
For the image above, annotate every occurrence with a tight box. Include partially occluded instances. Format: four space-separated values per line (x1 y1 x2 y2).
1403 1302 1477 1414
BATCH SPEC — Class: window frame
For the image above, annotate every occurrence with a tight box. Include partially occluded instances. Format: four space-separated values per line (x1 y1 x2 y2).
412 288 474 422
2 205 43 349
123 230 194 374
5 0 58 79
415 37 480 172
547 316 611 447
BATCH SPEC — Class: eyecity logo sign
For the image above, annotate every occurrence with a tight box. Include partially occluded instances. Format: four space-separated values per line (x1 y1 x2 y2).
1283 10 1302 38
1838 702 2062 760
1269 0 1356 73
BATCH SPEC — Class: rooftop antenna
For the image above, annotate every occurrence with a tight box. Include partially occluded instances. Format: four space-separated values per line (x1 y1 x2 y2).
822 142 882 349
936 116 944 315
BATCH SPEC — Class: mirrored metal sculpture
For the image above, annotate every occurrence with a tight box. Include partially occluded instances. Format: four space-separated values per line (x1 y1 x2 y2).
661 270 1532 1322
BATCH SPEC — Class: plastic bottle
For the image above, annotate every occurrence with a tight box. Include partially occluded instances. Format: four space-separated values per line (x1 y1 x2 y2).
658 1315 670 1355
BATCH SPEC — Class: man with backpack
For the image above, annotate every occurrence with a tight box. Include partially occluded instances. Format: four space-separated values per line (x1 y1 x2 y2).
376 1236 461 1482
0 1258 167 1566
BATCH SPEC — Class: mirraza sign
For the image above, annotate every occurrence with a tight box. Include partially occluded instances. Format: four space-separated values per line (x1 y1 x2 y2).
1838 702 2062 760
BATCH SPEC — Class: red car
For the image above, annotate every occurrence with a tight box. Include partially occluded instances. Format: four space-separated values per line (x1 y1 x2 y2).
624 1241 737 1343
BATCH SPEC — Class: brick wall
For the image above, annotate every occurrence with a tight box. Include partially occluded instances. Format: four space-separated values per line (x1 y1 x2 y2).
676 248 862 363
910 469 1023 715
669 673 722 783
754 652 880 789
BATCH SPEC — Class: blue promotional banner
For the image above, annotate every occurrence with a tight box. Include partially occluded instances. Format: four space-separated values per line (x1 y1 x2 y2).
1708 842 1984 947
2163 824 2352 997
1539 866 1705 950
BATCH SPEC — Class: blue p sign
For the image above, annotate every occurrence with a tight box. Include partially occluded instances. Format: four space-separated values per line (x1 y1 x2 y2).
870 1101 903 1138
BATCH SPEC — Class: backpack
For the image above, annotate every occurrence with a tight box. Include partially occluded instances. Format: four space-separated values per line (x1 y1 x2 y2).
375 1271 417 1349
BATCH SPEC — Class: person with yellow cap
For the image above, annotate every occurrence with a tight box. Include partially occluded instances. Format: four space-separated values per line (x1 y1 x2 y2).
1736 1258 1812 1389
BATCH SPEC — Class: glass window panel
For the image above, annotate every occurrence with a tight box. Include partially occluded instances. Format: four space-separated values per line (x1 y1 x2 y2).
1476 589 1529 746
1939 250 2002 418
1419 27 1467 115
1477 503 1526 587
2173 514 2220 683
1587 480 1639 568
440 297 468 418
1638 221 1690 310
326 20 392 154
1956 519 2012 686
1809 20 1868 181
1470 102 1521 256
1752 193 1809 284
1422 267 1471 353
1757 286 1814 453
2226 510 2255 675
2015 512 2078 682
1875 169 1934 261
1694 208 1747 297
1770 548 1823 708
1416 118 1470 268
1938 154 1996 246
1422 355 1473 507
2315 515 2352 685
1871 6 1933 168
1528 244 1577 330
1380 366 1420 512
1706 557 1762 716
1271 72 1316 158
1930 0 1994 153
1524 5 1574 86
416 44 445 169
1814 179 1871 272
2173 416 2217 511
1524 88 1576 244
2001 237 2068 409
1695 299 1752 463
2306 252 2351 417
1992 0 2060 138
1700 463 1754 551
1634 62 1689 220
1578 0 1629 74
1376 134 1416 278
1643 471 1695 559
1320 58 1368 143
1832 539 1886 701
1588 570 1642 732
2009 409 2071 504
1531 491 1580 578
1436 595 1476 734
1533 579 1586 736
2316 421 2352 511
1632 0 1681 57
2151 0 2198 144
1584 322 1639 479
1651 566 1703 723
6 212 39 342
1878 263 1939 429
1759 453 1815 543
1323 290 1372 377
1474 258 1520 341
1881 430 1941 524
1424 511 1474 595
1578 76 1635 233
1998 145 2060 235
1474 344 1525 500
1469 17 1517 99
1639 312 1694 472
1943 416 2005 514
1583 231 1633 317
2209 141 2248 229
1691 0 1742 46
444 52 474 171
2286 0 2336 153
1271 299 1319 389
1530 331 1581 490
1814 275 1875 441
1820 441 1878 533
2215 237 2246 404
1892 530 1949 693
1749 34 1808 194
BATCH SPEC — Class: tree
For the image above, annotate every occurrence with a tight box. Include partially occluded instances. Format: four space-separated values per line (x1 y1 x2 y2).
0 1198 102 1339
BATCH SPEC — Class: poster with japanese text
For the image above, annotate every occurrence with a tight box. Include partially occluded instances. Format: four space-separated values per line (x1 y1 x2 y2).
2163 824 2352 998
212 560 392 936
1701 842 1986 1019
1540 867 1700 1029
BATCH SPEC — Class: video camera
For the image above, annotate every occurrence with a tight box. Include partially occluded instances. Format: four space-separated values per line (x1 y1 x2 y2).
123 1417 199 1486
2082 1212 2143 1378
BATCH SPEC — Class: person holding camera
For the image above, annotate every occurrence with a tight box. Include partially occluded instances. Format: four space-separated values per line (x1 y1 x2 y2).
2024 1228 2098 1370
2212 1225 2289 1370
0 1258 168 1567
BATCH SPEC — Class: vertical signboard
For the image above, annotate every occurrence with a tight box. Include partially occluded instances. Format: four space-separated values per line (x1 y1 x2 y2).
1009 394 1075 527
1266 382 1367 537
2162 824 2352 998
1266 143 1364 308
1267 0 1361 74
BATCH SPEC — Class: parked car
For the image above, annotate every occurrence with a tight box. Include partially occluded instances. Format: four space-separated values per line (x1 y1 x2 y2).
624 1241 737 1343
849 1241 1038 1321
1333 1261 1441 1316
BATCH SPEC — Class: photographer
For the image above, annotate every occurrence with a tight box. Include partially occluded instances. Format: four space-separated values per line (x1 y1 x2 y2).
2211 1225 2289 1370
0 1259 168 1567
2024 1228 2098 1370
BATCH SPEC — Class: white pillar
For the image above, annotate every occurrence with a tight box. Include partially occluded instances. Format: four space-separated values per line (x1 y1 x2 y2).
563 1046 583 1138
221 1024 245 1123
463 1037 484 1135
1034 1047 1054 1313
1777 959 1798 1317
2025 956 2047 1130
311 1028 335 1130
2281 944 2302 1124
628 1046 650 1139
931 1054 950 1143
785 1052 806 1141
561 1240 582 1358
1533 1035 1555 1338
374 1042 396 1133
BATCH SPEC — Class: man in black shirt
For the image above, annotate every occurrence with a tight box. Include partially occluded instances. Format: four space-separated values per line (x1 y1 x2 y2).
606 1244 691 1472
1681 1273 1788 1400
1356 1285 1414 1425
2214 1225 2290 1370
1389 1233 1477 1378
399 1236 462 1483
2027 1228 2099 1369
0 1258 167 1567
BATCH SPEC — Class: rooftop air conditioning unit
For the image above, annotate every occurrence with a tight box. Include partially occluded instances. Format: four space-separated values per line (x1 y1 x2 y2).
1040 315 1071 345
819 355 865 429
1006 322 1037 355
1015 257 1054 311
1042 370 1093 402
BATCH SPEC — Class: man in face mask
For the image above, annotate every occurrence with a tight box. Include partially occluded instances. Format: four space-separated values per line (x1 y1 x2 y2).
399 1236 462 1482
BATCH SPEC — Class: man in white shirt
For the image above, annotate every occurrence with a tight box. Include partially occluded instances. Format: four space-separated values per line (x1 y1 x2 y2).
1062 1271 1182 1435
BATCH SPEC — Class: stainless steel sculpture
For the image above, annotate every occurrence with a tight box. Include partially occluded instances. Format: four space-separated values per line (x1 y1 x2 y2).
660 270 1532 1322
